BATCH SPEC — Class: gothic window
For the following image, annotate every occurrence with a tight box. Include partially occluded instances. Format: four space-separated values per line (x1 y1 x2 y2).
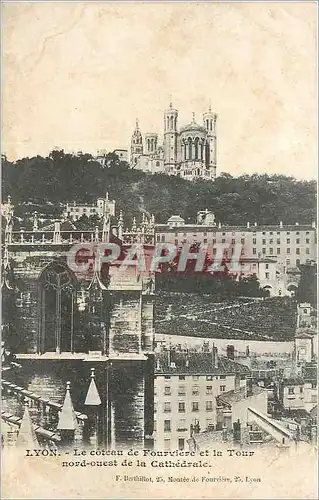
38 263 76 354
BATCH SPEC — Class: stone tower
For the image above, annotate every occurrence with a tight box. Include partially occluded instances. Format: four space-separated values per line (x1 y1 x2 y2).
203 106 217 179
130 118 143 167
163 101 179 175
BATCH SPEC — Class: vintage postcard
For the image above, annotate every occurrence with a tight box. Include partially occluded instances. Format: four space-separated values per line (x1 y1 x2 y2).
1 1 318 499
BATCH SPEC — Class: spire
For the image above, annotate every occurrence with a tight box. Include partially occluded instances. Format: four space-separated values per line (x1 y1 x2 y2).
192 112 195 122
84 368 101 406
135 118 139 130
57 381 77 431
33 211 39 231
16 401 39 447
105 191 109 201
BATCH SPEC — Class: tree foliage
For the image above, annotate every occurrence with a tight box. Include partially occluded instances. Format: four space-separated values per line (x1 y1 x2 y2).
2 150 316 225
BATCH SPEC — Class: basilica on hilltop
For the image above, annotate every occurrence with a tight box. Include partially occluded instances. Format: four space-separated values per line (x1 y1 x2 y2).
130 102 217 181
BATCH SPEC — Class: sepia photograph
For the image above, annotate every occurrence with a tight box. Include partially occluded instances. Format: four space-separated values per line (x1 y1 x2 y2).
1 1 318 498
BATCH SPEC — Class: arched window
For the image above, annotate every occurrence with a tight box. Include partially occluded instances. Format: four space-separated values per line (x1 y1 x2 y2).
188 137 192 160
194 137 199 160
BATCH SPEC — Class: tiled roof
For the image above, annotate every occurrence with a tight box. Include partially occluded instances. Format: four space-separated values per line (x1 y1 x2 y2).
155 352 251 376
217 385 265 405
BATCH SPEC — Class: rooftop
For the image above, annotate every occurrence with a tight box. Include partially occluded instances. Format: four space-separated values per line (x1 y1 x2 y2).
217 384 266 405
155 351 251 376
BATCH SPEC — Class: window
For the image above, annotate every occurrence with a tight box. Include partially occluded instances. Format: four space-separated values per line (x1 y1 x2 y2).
262 248 266 254
164 386 171 395
277 248 280 255
300 387 303 393
161 235 165 242
287 248 290 254
222 232 226 236
220 375 226 379
153 420 157 432
220 385 226 392
178 402 185 413
265 264 269 270
192 385 199 396
296 259 300 265
178 386 186 396
253 248 256 254
265 273 269 279
241 238 245 244
286 259 290 265
164 402 171 413
288 388 295 395
164 376 171 380
164 439 171 450
296 231 300 235
262 232 266 235
287 231 290 235
206 385 213 395
179 375 185 380
178 438 185 451
262 239 266 245
253 238 256 244
177 419 187 431
269 248 273 255
277 239 280 244
296 248 300 255
231 238 235 244
269 239 273 244
287 238 290 244
192 402 199 412
164 420 171 432
222 239 225 244
296 238 300 244
206 401 213 411
306 238 310 244
206 419 214 430
213 248 217 255
269 232 273 235
203 238 207 244
212 239 216 245
306 248 310 254
206 375 213 381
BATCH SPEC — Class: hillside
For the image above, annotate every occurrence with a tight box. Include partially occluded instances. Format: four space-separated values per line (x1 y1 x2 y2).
2 150 316 225
155 294 297 341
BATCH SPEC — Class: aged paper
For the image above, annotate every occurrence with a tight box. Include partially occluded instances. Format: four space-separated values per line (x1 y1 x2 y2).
1 1 318 499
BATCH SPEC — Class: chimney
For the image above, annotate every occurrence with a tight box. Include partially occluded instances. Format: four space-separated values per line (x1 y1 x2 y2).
295 222 299 226
213 345 218 369
280 221 283 228
234 373 240 392
247 222 250 228
246 378 253 397
254 222 257 227
226 345 235 360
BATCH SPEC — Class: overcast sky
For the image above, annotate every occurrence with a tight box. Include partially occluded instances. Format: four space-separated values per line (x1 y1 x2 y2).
3 2 317 179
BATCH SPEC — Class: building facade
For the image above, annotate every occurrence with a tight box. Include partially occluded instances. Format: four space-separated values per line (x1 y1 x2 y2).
130 103 217 181
155 211 317 296
153 345 250 450
63 194 116 221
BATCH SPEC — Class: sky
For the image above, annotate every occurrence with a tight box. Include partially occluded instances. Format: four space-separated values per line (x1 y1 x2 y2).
2 1 317 179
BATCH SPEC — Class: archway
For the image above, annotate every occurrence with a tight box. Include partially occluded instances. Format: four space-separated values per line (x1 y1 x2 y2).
38 262 76 354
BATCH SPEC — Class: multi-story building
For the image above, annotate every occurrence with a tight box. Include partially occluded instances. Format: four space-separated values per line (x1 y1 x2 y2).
94 149 128 167
153 345 251 450
63 193 116 221
130 102 217 181
155 211 317 296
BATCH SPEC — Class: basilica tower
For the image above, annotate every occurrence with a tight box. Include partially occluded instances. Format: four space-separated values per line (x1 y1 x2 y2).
163 101 179 174
203 106 217 179
130 119 143 167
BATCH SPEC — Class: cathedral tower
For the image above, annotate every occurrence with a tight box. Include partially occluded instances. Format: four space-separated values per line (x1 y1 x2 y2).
130 119 143 167
203 106 217 179
163 101 178 174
